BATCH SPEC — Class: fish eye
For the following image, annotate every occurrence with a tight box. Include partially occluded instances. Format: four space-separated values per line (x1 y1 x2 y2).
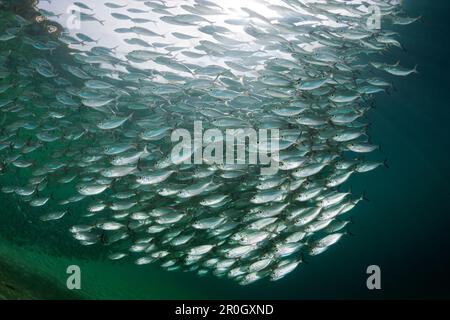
47 26 58 34
35 15 46 23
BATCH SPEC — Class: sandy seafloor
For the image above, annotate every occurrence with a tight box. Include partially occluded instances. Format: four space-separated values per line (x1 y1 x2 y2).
0 241 80 299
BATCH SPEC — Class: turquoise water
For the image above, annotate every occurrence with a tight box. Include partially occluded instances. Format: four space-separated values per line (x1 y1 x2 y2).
0 0 449 299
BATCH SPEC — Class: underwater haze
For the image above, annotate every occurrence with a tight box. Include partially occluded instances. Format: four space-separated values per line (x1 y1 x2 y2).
0 0 449 299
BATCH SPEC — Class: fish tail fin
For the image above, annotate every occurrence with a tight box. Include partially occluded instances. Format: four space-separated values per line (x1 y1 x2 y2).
100 232 107 244
385 87 391 95
99 20 105 25
111 180 117 192
346 230 355 237
361 191 370 202
413 64 419 74
364 123 371 136
300 251 308 264
393 83 398 92
383 158 390 169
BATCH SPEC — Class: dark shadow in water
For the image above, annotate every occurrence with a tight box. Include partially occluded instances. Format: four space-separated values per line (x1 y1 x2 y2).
0 254 82 300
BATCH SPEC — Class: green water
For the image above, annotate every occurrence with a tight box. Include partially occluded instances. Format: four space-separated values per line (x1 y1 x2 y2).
0 0 449 299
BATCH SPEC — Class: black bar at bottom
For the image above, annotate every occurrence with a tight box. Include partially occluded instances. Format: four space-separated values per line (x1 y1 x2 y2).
0 300 447 318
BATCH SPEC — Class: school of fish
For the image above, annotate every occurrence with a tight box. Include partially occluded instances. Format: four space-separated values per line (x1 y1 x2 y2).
0 0 419 285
